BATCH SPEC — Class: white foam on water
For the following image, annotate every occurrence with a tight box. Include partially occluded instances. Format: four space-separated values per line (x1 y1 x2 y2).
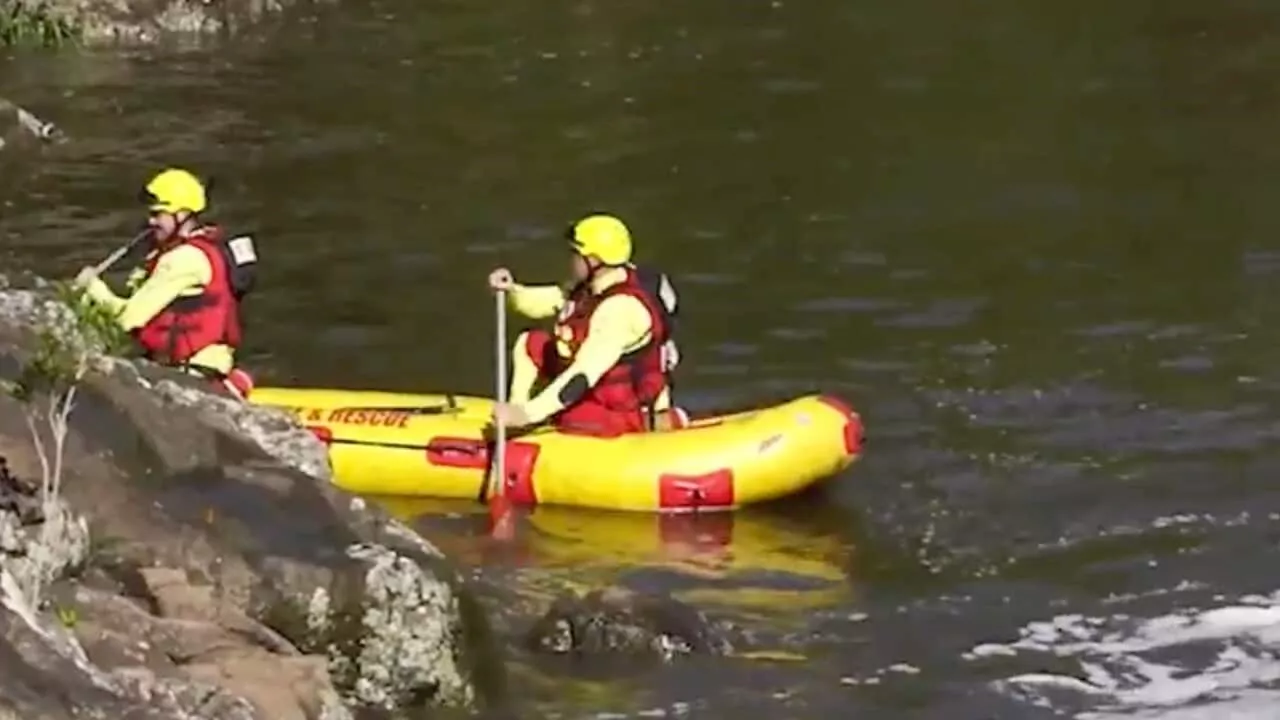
963 589 1280 719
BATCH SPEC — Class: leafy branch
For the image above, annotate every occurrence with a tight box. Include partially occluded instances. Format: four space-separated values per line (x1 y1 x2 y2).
0 280 123 608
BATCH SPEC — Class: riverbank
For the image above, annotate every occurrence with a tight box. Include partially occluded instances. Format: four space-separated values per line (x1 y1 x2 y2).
1 0 316 46
0 273 484 719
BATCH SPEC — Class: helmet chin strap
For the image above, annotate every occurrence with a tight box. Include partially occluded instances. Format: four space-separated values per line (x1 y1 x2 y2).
590 257 626 277
153 222 179 248
571 251 595 278
152 210 198 248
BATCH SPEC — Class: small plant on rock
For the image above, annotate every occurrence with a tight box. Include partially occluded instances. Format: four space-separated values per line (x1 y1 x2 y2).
55 603 78 628
0 280 127 607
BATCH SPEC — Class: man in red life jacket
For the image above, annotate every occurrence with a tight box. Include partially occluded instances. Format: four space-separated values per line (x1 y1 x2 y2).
73 168 258 400
488 213 689 436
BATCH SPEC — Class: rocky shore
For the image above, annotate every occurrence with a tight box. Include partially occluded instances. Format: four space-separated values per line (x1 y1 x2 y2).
1 0 317 47
0 273 485 719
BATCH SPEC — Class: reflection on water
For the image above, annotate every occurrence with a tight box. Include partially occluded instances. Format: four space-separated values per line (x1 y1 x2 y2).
377 497 857 626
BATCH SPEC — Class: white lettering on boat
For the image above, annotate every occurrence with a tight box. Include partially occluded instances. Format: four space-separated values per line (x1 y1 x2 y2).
326 408 411 428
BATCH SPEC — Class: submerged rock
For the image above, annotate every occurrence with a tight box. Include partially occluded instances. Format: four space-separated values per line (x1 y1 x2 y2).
527 586 734 662
0 279 491 717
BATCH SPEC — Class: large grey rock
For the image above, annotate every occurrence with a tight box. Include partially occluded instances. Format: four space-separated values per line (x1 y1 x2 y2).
0 280 491 716
0 562 327 719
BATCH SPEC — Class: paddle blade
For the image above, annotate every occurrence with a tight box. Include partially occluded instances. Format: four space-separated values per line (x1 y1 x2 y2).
488 494 516 541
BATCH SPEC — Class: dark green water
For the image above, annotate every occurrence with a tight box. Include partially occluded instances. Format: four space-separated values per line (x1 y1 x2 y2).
8 0 1280 717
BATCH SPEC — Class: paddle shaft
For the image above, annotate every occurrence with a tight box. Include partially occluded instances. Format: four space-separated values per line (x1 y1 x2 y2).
93 230 151 275
493 288 508 498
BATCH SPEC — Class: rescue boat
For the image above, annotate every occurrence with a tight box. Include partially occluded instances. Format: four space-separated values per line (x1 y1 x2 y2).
247 386 864 513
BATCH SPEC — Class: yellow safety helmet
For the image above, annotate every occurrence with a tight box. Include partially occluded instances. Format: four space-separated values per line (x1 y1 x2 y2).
567 213 632 266
141 168 207 215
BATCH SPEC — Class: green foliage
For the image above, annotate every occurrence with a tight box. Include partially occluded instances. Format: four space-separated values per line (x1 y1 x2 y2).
55 603 78 628
52 280 130 356
0 1 81 48
0 280 116 612
125 266 148 294
3 281 128 404
9 326 79 402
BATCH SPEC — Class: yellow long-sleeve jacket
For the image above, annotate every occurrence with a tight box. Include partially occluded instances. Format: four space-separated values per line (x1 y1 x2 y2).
82 243 235 374
508 266 671 424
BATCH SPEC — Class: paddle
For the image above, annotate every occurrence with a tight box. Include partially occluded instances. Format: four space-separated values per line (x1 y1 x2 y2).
488 286 515 539
91 229 152 276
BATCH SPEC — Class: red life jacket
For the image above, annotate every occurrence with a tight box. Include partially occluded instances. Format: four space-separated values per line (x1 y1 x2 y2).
547 267 671 425
133 227 243 368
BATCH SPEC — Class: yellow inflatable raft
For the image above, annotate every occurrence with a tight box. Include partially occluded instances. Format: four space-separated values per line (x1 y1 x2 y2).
248 386 864 513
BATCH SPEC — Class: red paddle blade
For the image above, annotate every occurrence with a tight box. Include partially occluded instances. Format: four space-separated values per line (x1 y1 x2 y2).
488 494 516 540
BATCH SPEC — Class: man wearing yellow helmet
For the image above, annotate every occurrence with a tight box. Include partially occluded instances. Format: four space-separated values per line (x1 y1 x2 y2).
73 167 259 399
488 213 688 436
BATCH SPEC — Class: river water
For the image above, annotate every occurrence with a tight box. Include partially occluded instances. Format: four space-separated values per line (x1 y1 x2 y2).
7 0 1280 717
